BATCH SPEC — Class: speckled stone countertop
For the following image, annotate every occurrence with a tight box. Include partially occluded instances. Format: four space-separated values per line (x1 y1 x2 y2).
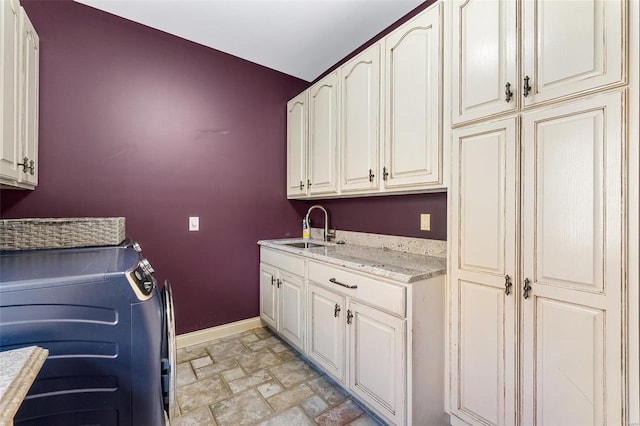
0 346 48 425
258 238 446 283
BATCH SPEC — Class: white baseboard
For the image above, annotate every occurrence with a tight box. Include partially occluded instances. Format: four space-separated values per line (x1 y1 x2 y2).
176 317 263 349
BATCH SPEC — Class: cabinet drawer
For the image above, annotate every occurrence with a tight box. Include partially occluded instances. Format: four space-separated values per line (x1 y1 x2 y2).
308 261 406 317
260 247 305 276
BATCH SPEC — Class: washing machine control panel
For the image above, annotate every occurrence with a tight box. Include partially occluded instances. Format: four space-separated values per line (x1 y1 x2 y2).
131 262 155 296
126 242 157 299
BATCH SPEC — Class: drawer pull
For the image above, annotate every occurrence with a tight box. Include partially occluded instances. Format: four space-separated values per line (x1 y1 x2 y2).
329 278 357 289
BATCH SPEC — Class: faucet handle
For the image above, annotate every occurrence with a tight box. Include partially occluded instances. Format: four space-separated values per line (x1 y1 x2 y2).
326 229 336 241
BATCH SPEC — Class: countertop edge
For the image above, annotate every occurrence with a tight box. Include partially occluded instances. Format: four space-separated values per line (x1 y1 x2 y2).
0 346 48 423
258 239 446 283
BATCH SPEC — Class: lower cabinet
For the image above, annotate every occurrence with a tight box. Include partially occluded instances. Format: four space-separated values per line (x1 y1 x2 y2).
307 282 346 382
278 270 304 350
347 301 405 424
307 276 408 425
259 264 278 329
307 281 406 418
259 250 305 352
259 246 447 426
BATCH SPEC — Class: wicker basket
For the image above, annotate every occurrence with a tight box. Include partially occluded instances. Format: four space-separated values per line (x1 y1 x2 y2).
0 217 126 251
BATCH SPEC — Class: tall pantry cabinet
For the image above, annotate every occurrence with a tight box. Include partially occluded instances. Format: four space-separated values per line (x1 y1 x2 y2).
447 0 636 425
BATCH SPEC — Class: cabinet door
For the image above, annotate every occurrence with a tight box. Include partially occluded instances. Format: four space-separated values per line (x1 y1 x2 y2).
451 0 517 125
522 0 625 107
0 0 20 182
340 43 380 193
348 301 405 426
259 264 278 330
278 270 304 352
521 91 625 425
307 282 345 384
308 72 339 196
287 91 308 198
384 3 442 190
449 118 518 426
18 8 38 187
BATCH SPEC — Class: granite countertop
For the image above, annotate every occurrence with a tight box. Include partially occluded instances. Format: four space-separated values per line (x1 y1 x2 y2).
258 238 446 283
0 346 48 424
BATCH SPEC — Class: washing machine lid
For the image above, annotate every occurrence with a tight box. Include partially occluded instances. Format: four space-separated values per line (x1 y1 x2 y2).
0 246 139 292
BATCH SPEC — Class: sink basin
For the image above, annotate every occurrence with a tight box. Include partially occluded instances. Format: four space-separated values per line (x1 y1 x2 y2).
283 242 324 249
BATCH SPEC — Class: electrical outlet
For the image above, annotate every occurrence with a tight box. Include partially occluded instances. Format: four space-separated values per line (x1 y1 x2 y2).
420 214 431 231
189 216 199 231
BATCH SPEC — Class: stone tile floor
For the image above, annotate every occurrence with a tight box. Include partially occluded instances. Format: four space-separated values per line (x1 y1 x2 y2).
171 327 386 426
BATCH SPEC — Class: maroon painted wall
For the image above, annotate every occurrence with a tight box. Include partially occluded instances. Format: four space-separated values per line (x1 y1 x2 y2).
291 192 447 241
0 0 308 334
1 0 447 335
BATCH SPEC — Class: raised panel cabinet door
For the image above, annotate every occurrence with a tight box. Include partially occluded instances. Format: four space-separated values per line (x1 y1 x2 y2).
287 91 308 198
520 91 625 425
347 301 405 426
308 71 339 196
18 7 38 187
0 0 21 182
521 0 625 107
451 0 517 125
384 3 442 190
259 264 278 330
340 42 380 193
449 118 518 426
307 282 345 384
278 270 304 351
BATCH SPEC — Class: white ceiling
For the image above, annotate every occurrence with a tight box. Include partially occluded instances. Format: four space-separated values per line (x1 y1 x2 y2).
74 0 424 82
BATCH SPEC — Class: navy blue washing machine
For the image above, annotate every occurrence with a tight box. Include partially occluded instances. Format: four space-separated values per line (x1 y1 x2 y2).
0 241 176 425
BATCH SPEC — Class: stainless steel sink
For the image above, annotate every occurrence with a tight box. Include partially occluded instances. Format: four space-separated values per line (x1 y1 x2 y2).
283 242 324 249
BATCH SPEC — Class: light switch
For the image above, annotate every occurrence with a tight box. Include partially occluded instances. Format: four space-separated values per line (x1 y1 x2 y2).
420 214 431 231
189 217 199 231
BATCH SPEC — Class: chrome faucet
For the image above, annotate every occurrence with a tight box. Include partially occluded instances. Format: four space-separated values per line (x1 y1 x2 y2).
305 205 334 242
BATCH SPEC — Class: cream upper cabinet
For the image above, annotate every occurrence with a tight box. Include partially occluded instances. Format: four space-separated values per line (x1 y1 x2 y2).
0 0 21 183
1 2 38 189
285 2 445 199
18 8 39 187
450 0 518 125
340 43 381 194
308 71 339 196
520 91 625 426
449 117 518 426
522 0 625 107
450 0 626 126
286 92 307 198
383 2 442 190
